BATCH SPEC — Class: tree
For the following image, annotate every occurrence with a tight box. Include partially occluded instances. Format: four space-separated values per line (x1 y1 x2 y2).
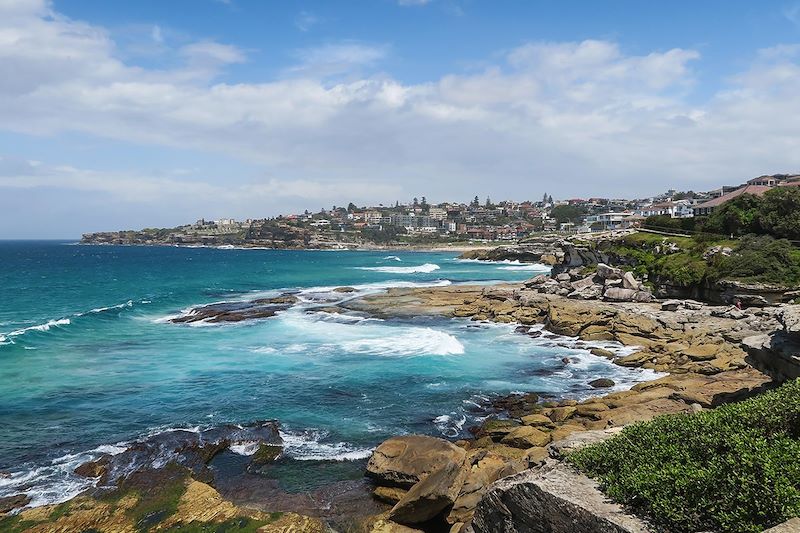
542 193 548 204
701 194 762 236
413 197 419 207
485 196 492 208
759 187 800 240
471 195 480 208
550 204 587 224
347 202 357 212
548 194 553 204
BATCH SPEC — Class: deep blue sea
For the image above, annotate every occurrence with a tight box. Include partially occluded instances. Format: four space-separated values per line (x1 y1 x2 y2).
0 241 657 507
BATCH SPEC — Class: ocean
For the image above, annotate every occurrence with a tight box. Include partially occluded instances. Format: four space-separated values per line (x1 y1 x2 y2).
0 241 657 508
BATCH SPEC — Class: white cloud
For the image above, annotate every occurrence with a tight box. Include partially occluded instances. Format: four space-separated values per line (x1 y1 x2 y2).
295 11 320 32
1 2 800 236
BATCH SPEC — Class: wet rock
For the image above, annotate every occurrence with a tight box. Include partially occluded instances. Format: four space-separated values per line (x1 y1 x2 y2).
388 460 468 525
490 393 540 419
333 286 358 293
366 436 467 488
473 419 521 441
0 493 30 514
589 347 615 359
74 455 111 478
171 299 293 323
84 420 282 486
588 378 615 389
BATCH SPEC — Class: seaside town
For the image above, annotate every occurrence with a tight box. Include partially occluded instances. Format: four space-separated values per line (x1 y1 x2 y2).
82 173 800 247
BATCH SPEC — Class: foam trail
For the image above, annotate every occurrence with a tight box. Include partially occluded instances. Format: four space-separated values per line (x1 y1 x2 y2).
280 430 373 461
382 255 402 261
355 263 440 274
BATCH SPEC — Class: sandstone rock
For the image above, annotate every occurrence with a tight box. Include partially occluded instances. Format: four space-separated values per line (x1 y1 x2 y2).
501 426 551 448
547 427 624 458
622 271 639 290
388 460 468 525
374 486 409 504
555 273 572 282
588 378 615 388
779 305 800 337
570 276 597 291
596 263 623 280
371 519 425 532
474 419 520 440
763 517 800 532
603 287 638 302
548 406 577 422
447 453 508 524
661 299 683 311
549 424 587 442
471 461 652 533
589 347 615 359
574 403 610 418
683 344 720 361
521 414 554 428
367 435 467 488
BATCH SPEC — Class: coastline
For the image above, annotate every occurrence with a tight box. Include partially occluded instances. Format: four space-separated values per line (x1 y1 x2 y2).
2 245 793 532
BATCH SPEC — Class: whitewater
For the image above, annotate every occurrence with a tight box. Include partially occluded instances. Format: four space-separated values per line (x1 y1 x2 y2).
0 242 660 510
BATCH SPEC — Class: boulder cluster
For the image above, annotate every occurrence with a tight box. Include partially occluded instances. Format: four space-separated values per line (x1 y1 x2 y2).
525 262 654 303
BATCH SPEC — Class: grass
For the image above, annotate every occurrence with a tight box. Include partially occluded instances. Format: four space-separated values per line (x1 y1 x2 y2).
569 379 800 533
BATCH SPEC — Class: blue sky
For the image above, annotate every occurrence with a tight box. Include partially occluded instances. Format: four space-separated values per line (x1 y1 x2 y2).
1 0 800 237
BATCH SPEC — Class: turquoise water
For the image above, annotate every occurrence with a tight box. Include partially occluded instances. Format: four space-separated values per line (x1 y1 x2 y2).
0 241 655 507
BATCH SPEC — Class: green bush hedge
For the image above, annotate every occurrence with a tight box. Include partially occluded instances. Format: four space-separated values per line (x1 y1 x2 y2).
569 379 800 533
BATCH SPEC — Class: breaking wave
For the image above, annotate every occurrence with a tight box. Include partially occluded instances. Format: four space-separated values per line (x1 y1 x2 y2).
355 263 440 274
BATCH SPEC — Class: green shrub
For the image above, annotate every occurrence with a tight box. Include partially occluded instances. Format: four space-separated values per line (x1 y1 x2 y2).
652 253 707 286
569 379 800 533
708 235 800 285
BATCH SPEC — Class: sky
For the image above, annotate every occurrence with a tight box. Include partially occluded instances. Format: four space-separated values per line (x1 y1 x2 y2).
2 0 800 238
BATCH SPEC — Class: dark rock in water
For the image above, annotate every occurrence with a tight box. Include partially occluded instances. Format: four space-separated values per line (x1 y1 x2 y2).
527 330 542 338
172 296 296 324
588 378 616 389
74 455 111 478
333 286 357 293
561 357 572 365
514 325 531 334
252 294 299 305
490 392 541 419
247 443 284 473
78 420 282 487
0 493 30 514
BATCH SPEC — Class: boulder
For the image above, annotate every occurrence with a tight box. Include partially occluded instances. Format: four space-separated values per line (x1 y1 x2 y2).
374 486 409 505
447 452 508 524
555 273 572 282
547 428 624 458
371 519 424 532
524 274 550 287
521 414 554 428
621 271 639 290
764 517 800 532
661 299 683 311
500 426 551 449
570 276 597 291
596 263 623 280
603 287 637 302
589 348 615 359
367 435 467 488
779 305 800 337
588 378 615 389
471 461 652 532
388 460 468 525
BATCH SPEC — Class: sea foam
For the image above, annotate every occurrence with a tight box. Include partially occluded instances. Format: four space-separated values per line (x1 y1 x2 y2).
355 263 440 274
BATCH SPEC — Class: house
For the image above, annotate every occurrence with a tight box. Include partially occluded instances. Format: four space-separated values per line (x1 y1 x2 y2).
584 212 634 231
747 176 779 187
692 185 772 216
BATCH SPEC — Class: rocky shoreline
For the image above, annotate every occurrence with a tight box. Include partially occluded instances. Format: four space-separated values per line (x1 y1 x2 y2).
3 242 799 532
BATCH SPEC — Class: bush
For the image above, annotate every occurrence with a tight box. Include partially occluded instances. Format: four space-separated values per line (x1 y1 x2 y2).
652 252 707 286
643 215 697 233
569 379 800 533
708 235 800 285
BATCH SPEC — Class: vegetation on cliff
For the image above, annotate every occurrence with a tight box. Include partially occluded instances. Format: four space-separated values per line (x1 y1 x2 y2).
569 379 800 533
602 232 800 288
